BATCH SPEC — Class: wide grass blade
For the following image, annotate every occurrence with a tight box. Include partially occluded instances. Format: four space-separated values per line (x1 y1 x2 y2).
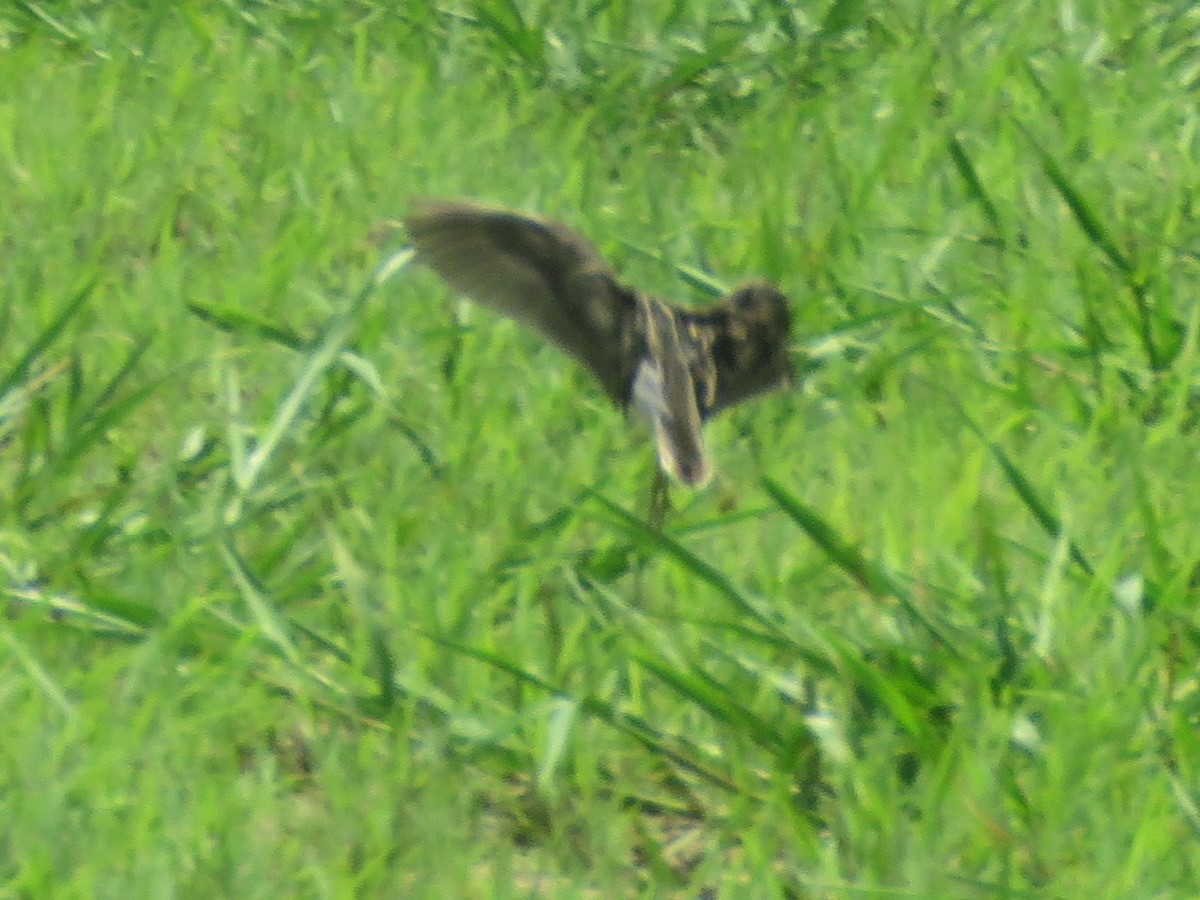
0 278 95 398
1 625 75 717
11 583 159 639
471 0 546 73
10 0 83 47
186 301 307 351
974 498 1024 695
959 415 1095 579
230 250 413 495
630 648 783 753
761 476 958 649
1017 123 1132 277
1018 121 1162 371
948 133 1004 239
15 339 163 517
817 0 867 40
587 492 783 637
423 629 740 794
650 33 749 108
220 541 303 668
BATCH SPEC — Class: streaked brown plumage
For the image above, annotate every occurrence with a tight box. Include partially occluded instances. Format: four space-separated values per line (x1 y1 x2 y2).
404 199 793 486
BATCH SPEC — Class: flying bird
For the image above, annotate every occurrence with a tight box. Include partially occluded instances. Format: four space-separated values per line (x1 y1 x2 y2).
404 199 794 488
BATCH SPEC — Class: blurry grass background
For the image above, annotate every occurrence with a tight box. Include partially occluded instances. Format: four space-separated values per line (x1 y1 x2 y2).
3 0 1200 896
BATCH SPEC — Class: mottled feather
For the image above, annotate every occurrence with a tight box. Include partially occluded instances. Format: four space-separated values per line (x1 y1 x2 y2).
404 199 794 485
404 201 642 405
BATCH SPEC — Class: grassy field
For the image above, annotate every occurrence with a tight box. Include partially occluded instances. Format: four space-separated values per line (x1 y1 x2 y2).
4 1 1200 896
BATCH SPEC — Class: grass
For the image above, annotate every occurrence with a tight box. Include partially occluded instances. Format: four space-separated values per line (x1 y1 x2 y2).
3 0 1200 896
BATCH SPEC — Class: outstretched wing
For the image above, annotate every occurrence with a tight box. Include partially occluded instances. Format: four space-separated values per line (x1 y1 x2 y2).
404 200 642 405
675 281 794 419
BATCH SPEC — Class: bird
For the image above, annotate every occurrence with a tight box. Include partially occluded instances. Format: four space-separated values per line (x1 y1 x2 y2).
403 199 794 490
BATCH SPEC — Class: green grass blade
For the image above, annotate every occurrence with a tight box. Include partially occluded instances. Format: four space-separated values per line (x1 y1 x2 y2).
0 277 95 397
1017 122 1132 277
948 133 1004 238
232 251 413 494
472 0 546 71
15 341 163 515
754 483 882 594
1018 121 1162 370
423 630 741 794
960 416 1095 579
817 0 867 39
631 649 782 752
587 492 783 636
761 476 957 649
186 301 308 351
1 625 76 718
219 540 302 668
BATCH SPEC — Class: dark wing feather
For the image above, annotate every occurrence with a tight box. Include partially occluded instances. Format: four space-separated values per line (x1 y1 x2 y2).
675 281 794 418
404 200 642 405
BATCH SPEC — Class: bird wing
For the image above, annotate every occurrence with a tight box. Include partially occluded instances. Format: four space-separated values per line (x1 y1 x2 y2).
404 200 642 406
